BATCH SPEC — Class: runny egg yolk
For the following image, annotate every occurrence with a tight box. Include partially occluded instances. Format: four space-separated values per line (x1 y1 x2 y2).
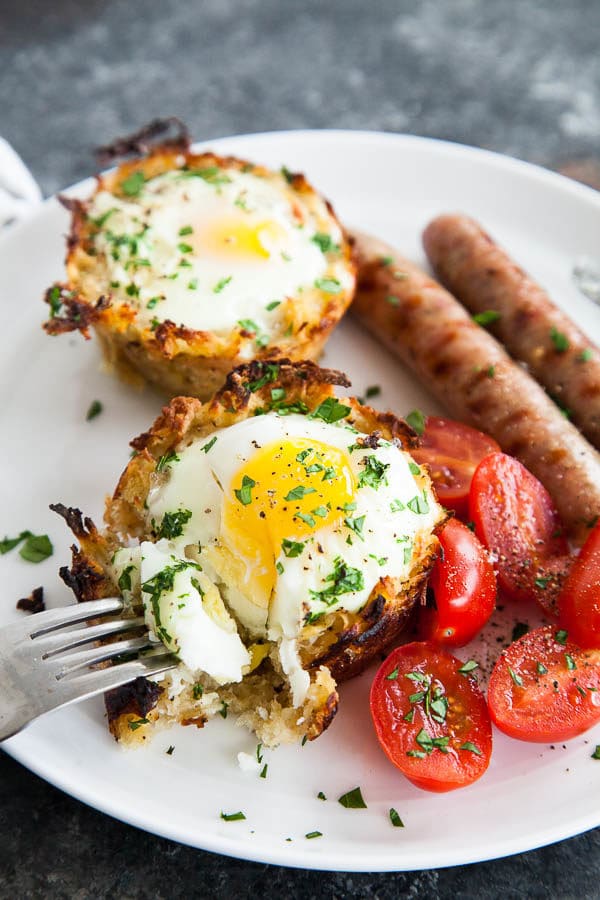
195 215 286 261
222 438 355 608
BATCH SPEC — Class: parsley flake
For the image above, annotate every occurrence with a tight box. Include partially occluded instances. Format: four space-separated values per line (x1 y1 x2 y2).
214 276 233 293
220 811 245 822
389 808 404 828
121 171 146 197
315 277 342 294
86 400 103 421
309 397 351 424
473 310 501 326
235 475 256 506
156 509 192 539
550 328 569 352
338 787 367 809
405 409 426 436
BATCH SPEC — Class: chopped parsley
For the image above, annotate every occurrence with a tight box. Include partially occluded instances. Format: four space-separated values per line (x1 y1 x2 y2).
408 462 420 476
47 285 63 317
220 811 246 822
180 166 231 186
295 512 316 528
405 409 426 436
550 328 569 352
537 661 548 675
118 565 135 593
155 509 192 539
344 515 366 540
219 701 229 719
166 745 175 755
579 348 593 362
266 300 281 311
305 831 323 839
358 455 389 490
386 295 400 306
192 683 204 699
121 171 146 197
188 278 198 290
86 400 103 421
473 310 501 326
285 485 316 501
247 363 280 392
385 666 399 681
380 255 394 267
156 450 180 472
202 436 217 454
565 653 576 670
282 538 305 558
459 742 483 755
178 225 193 236
214 276 233 293
314 277 342 294
309 557 364 608
389 808 404 828
407 491 430 515
260 764 268 779
317 791 327 801
142 560 194 645
311 232 339 253
591 746 600 760
507 665 523 687
309 397 351 424
177 242 193 254
555 629 569 645
458 660 479 676
0 530 33 555
390 499 405 512
128 717 149 731
18 534 54 564
337 787 367 809
235 475 256 505
365 385 381 399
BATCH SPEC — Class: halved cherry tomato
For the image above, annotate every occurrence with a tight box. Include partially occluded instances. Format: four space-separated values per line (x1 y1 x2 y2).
559 519 600 647
487 625 600 742
411 416 500 518
370 642 492 792
419 519 496 647
469 452 571 616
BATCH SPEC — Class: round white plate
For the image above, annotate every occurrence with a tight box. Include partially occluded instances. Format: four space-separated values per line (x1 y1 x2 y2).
2 130 600 872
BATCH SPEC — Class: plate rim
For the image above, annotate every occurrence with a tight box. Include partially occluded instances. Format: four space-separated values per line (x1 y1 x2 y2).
3 127 600 872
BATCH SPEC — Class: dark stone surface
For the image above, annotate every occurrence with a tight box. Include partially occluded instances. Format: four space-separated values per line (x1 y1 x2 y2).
2 1 600 896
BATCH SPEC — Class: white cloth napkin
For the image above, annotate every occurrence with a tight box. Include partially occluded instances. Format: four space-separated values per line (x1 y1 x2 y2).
0 137 42 229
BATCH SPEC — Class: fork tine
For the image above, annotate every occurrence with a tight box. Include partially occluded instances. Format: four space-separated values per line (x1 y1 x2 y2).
52 653 179 708
53 635 154 679
28 598 124 638
38 616 145 658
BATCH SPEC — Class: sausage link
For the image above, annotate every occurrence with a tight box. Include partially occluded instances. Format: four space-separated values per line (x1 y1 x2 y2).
349 229 600 544
423 214 600 450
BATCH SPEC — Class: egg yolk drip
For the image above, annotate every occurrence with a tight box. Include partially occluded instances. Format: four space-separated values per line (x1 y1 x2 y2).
195 215 286 262
222 438 355 608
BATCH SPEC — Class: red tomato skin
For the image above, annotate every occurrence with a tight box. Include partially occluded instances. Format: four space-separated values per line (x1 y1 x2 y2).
420 519 497 647
469 452 570 615
412 417 500 518
370 642 492 792
488 625 600 743
559 520 600 648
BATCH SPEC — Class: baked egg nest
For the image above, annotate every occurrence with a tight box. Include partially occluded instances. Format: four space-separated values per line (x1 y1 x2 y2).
53 360 445 748
43 130 356 400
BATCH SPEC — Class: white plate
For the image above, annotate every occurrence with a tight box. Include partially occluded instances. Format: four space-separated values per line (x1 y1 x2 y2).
2 130 600 872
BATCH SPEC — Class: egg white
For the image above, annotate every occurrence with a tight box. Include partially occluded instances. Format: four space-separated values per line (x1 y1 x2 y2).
110 413 441 704
87 168 349 343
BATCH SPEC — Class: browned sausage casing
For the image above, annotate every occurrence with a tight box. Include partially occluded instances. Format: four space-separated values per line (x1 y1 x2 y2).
349 229 600 544
423 214 600 450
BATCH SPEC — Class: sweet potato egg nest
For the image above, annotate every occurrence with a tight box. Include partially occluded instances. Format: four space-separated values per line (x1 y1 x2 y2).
54 360 445 748
44 142 356 400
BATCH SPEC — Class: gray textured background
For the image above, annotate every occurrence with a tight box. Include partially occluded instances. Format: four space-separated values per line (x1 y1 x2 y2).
2 0 600 896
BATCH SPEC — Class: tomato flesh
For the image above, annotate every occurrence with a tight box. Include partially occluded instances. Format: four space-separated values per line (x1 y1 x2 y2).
488 625 600 742
469 452 571 615
412 417 500 518
559 519 600 647
419 519 496 647
370 642 492 792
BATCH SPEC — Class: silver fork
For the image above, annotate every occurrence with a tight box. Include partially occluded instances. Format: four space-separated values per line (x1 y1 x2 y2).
0 598 178 741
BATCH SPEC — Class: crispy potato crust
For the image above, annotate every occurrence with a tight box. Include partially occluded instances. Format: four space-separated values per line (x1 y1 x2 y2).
54 361 444 745
44 147 356 399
